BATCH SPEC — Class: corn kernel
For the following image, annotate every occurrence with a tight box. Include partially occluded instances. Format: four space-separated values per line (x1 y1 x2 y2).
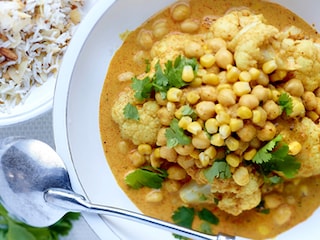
190 77 202 87
233 81 251 96
249 67 261 80
237 106 252 119
186 91 200 104
216 111 230 125
270 70 287 82
153 148 161 158
205 118 219 134
288 141 302 155
182 65 195 82
307 111 319 122
225 136 240 151
167 87 183 102
252 109 262 124
178 116 193 129
190 149 200 159
243 148 257 160
200 53 216 68
262 59 277 74
204 146 217 159
226 153 241 167
219 124 231 139
226 65 240 83
233 166 250 186
187 121 202 135
229 118 244 132
199 152 210 167
138 144 152 155
211 133 225 146
202 73 219 85
239 71 252 82
145 190 163 203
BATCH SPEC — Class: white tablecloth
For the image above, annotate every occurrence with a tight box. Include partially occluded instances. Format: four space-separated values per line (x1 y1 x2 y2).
0 111 100 240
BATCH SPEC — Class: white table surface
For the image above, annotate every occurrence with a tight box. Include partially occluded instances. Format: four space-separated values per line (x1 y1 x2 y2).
0 110 100 240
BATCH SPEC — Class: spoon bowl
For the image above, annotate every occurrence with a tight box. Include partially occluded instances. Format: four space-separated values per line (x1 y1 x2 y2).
0 137 234 240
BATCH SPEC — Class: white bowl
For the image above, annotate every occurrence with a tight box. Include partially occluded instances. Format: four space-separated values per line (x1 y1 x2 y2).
53 0 320 239
0 0 97 127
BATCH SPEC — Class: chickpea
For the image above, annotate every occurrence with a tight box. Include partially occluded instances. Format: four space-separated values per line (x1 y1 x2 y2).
159 146 177 162
184 41 204 58
232 166 250 186
264 193 284 209
217 88 236 107
283 78 304 97
145 190 163 203
156 128 167 146
180 18 200 33
238 94 259 109
177 155 195 169
199 86 218 101
251 85 270 102
215 48 234 69
167 165 187 180
129 150 146 167
257 121 276 141
273 204 292 225
192 131 211 149
174 144 194 156
137 29 153 50
263 100 281 120
256 70 269 86
206 38 227 53
170 1 191 22
237 124 257 142
302 91 317 110
195 101 216 120
157 107 174 126
163 179 182 193
152 19 169 39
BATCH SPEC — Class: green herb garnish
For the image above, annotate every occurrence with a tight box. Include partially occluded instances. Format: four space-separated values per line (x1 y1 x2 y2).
131 56 198 101
181 105 197 120
125 166 168 189
123 103 139 120
165 118 192 148
198 208 219 225
0 204 79 240
203 159 232 182
252 135 301 178
278 92 293 115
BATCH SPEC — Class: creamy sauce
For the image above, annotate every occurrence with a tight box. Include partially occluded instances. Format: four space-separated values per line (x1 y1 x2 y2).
100 0 320 239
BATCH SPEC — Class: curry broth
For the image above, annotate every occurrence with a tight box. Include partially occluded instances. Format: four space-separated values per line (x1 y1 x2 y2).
100 0 320 239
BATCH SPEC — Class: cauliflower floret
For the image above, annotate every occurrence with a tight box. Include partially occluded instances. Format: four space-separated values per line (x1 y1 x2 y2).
210 173 262 216
277 117 320 177
276 39 320 91
111 88 161 145
210 9 266 42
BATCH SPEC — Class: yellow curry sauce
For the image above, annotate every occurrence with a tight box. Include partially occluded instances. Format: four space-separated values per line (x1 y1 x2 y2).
100 0 320 239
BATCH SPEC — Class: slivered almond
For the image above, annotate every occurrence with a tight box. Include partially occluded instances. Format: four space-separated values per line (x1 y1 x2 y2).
0 47 18 61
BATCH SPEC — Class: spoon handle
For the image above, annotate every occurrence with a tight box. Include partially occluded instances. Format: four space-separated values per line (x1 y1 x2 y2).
44 188 235 240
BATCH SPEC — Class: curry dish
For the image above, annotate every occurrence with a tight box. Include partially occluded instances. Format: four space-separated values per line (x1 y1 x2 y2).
100 0 320 239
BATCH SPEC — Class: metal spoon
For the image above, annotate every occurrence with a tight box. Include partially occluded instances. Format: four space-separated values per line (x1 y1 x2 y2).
0 137 235 240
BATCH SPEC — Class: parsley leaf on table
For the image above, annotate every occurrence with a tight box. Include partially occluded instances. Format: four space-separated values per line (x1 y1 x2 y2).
123 103 139 120
203 159 232 182
0 204 80 240
125 166 168 189
165 118 192 148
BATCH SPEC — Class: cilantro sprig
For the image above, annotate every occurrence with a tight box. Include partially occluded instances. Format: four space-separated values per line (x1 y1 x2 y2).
252 135 301 179
203 159 232 182
123 103 139 120
278 92 293 115
125 166 168 189
0 204 79 240
165 118 192 148
132 56 198 101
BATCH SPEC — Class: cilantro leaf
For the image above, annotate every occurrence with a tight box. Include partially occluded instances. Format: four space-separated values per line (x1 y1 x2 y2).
165 118 192 148
132 76 153 101
125 167 168 189
278 92 293 115
198 208 219 225
181 105 197 120
199 222 213 235
172 206 195 229
252 135 282 164
203 159 232 183
253 135 301 179
123 103 139 120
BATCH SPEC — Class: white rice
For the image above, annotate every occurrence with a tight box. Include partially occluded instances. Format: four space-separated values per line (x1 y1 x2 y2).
0 0 84 112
